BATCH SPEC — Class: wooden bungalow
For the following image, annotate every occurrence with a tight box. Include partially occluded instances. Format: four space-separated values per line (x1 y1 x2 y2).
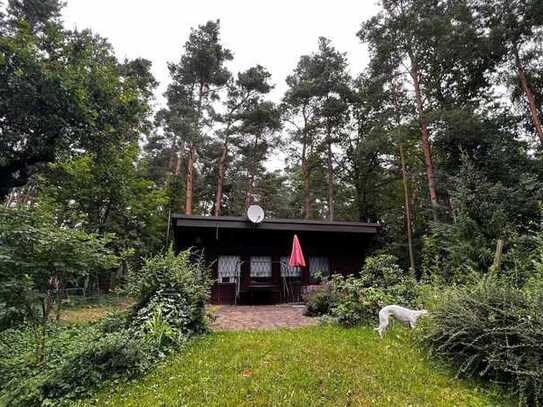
171 214 380 305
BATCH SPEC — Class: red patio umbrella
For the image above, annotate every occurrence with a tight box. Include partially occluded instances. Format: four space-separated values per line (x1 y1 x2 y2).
289 234 306 268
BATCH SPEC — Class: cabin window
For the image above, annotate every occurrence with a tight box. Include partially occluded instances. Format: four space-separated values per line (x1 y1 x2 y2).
280 257 301 278
250 256 272 278
218 256 240 283
309 257 330 281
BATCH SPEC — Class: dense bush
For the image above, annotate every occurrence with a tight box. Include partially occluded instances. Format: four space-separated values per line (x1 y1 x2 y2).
303 284 336 317
131 290 195 347
419 156 542 285
41 331 155 401
304 255 420 326
0 323 101 406
359 254 418 306
1 324 156 406
0 248 212 406
329 276 395 326
128 247 211 336
421 277 543 406
98 309 129 333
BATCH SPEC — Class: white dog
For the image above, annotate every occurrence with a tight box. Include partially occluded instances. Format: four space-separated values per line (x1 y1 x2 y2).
375 305 428 338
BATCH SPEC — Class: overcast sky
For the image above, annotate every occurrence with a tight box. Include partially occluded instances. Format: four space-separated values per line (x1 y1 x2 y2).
62 0 381 109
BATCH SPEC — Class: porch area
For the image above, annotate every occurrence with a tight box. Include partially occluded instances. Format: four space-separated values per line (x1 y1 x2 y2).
211 304 318 331
172 214 380 305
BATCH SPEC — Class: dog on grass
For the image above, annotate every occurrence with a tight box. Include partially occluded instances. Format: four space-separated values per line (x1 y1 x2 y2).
375 305 428 338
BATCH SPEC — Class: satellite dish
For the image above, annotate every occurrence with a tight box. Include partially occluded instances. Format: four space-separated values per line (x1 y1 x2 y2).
247 205 265 224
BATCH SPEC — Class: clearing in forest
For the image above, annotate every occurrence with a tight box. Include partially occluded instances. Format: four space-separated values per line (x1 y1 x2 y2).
84 325 511 407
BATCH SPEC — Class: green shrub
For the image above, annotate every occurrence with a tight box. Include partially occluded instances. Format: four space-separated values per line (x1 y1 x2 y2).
360 254 406 287
0 327 35 390
42 331 155 401
1 249 212 406
360 254 419 305
0 323 103 406
2 330 156 406
131 290 195 347
352 254 419 325
328 275 394 327
98 310 129 333
129 248 211 337
414 283 446 311
303 284 336 317
304 255 421 327
139 306 179 348
421 276 543 406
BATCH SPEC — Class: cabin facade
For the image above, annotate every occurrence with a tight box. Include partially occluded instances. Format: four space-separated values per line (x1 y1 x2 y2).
171 214 380 305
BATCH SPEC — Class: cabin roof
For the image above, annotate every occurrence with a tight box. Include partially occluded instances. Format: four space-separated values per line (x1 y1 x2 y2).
171 214 380 234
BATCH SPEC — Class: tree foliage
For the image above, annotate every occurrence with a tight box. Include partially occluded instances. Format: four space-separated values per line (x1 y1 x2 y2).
0 206 117 364
2 1 543 286
0 3 155 200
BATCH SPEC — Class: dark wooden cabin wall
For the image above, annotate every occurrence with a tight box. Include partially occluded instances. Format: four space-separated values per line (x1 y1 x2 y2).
175 226 371 305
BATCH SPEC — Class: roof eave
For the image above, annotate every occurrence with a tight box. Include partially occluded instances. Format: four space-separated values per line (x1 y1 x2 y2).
171 214 380 234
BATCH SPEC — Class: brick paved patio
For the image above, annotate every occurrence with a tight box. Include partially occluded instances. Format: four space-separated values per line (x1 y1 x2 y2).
211 304 318 331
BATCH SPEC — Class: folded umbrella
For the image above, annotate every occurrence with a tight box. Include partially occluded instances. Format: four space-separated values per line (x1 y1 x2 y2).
289 234 306 268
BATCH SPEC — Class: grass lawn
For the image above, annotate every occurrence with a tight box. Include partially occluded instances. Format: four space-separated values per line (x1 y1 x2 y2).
81 325 511 407
59 295 133 323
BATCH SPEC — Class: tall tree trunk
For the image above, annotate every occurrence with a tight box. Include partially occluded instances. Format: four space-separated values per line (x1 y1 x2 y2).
390 81 416 273
326 126 335 222
409 56 438 221
399 143 416 277
302 158 310 219
245 172 256 208
174 154 181 177
185 144 195 215
214 140 228 216
185 83 205 215
245 134 260 208
168 133 180 175
214 95 250 216
513 44 543 144
301 107 311 219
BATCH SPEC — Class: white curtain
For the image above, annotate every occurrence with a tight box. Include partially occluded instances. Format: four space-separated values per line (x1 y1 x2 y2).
309 257 330 278
250 256 272 278
218 256 240 282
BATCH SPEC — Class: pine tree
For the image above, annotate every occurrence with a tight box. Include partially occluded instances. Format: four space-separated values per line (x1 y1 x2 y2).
214 65 273 215
283 37 351 221
472 0 543 144
161 20 232 214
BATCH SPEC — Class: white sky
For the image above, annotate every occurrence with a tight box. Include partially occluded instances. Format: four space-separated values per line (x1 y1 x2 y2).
62 0 381 109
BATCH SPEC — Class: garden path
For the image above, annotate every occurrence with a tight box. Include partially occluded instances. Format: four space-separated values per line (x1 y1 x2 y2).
211 304 318 331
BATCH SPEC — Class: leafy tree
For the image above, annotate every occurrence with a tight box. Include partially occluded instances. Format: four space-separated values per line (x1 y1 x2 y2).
7 0 63 33
283 52 325 219
422 154 542 283
0 3 155 201
39 146 169 260
344 73 421 272
0 206 117 361
141 127 186 214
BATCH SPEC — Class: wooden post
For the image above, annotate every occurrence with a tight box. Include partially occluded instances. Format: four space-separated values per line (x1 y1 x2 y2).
492 239 504 274
399 143 416 277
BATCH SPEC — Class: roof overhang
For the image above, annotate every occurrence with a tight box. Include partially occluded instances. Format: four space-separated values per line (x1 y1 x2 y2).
171 214 380 234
